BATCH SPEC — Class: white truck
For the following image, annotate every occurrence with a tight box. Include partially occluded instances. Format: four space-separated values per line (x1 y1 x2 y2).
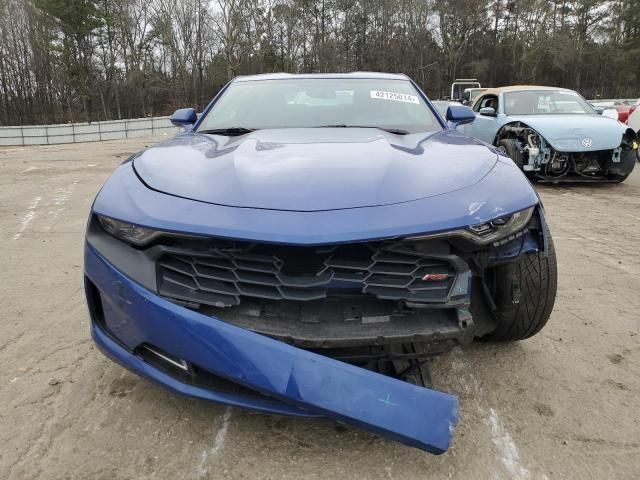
450 79 483 103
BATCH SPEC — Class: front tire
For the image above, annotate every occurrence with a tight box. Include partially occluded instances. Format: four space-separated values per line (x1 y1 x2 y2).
483 238 557 342
609 148 636 182
611 173 631 183
497 138 524 169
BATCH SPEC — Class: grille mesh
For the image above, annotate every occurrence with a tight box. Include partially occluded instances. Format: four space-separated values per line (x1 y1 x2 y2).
157 241 455 308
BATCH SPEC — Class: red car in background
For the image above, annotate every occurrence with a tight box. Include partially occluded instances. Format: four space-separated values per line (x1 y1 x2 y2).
615 103 634 123
627 98 640 123
590 98 637 122
625 99 640 160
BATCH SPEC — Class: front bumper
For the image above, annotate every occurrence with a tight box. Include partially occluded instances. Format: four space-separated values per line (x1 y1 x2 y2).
85 243 458 454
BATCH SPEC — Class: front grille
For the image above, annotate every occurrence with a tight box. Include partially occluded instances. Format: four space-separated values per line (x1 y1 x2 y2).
157 240 456 308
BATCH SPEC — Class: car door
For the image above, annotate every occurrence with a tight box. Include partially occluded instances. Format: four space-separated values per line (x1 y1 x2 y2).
464 94 501 144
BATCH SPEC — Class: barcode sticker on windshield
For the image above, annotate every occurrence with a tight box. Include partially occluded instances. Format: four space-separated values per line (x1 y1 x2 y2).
370 90 420 104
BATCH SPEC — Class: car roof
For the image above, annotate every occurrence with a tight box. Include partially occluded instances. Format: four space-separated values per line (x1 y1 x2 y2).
232 72 410 82
479 85 574 96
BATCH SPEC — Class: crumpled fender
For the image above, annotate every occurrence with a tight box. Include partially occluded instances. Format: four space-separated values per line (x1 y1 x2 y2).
85 244 459 454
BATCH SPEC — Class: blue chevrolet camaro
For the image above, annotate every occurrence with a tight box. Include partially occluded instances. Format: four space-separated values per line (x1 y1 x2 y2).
84 73 556 454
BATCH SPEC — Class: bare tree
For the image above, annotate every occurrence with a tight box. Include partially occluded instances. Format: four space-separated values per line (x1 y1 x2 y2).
1 0 638 126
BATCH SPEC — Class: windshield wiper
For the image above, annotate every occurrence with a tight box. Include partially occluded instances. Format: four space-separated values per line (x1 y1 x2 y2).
315 125 410 135
198 127 256 136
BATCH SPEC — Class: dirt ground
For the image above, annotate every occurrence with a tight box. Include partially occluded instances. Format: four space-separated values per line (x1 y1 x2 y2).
1 136 639 480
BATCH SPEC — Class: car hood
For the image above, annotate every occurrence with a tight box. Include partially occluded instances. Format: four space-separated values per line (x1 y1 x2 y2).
507 114 626 151
133 129 497 212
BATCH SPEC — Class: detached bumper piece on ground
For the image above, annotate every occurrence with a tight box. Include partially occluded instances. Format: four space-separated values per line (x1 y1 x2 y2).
85 244 458 454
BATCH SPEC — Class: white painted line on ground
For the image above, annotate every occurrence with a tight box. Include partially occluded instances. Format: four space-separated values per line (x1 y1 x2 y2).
487 408 531 480
197 407 233 478
14 196 42 239
450 349 540 479
212 407 233 455
43 181 78 230
21 166 37 173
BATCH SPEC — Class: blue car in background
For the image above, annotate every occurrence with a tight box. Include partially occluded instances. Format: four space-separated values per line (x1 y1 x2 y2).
84 73 556 454
462 85 637 182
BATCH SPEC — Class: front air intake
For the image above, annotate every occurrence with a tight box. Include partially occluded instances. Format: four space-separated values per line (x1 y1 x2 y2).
155 239 457 308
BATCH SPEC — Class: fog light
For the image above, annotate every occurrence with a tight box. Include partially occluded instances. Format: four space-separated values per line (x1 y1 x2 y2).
138 344 190 372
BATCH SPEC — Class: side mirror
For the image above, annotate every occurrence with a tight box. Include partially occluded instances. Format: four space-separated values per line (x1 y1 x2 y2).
170 108 197 128
601 108 619 120
446 104 476 127
479 107 497 117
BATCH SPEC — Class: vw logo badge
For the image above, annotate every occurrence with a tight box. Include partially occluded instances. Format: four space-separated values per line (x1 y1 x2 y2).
581 138 593 148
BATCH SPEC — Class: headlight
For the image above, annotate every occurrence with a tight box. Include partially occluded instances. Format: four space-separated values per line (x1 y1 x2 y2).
404 206 535 246
466 206 534 245
97 215 160 246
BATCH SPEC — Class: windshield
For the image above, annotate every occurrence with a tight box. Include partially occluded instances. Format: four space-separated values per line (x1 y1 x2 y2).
197 78 441 134
468 89 486 101
504 90 596 115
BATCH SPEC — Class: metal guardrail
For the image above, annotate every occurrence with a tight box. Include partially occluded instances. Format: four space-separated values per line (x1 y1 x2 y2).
0 116 180 146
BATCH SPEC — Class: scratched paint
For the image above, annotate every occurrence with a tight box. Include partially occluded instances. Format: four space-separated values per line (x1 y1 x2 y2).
468 201 487 217
378 393 399 407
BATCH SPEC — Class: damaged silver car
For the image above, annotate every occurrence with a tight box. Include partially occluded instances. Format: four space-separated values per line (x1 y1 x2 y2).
462 86 637 182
